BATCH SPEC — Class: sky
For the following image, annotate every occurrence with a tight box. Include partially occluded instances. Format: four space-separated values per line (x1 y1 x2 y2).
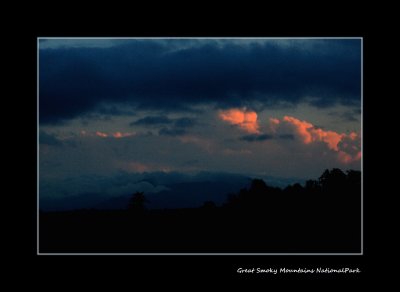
39 38 362 200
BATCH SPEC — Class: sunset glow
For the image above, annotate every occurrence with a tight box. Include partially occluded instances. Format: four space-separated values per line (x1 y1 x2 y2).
95 131 135 138
219 108 260 134
274 116 361 164
95 131 108 138
39 38 361 203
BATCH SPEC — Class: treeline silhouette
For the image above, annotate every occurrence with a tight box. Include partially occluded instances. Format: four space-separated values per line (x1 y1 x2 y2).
40 168 361 253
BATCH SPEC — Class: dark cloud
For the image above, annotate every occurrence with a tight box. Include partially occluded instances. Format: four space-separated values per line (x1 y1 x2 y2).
328 110 360 122
174 117 196 128
342 113 358 122
95 104 136 116
131 115 172 126
180 159 200 167
240 133 294 142
240 134 273 142
158 127 186 136
278 134 295 140
130 116 197 130
40 39 361 124
39 131 63 146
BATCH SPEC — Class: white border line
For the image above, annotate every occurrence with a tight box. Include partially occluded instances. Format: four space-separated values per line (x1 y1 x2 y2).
37 40 40 253
38 37 362 39
360 38 364 255
40 253 363 256
37 37 363 256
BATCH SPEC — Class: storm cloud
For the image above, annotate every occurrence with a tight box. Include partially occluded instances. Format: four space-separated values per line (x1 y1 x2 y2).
38 38 362 193
131 115 196 128
39 130 63 146
240 134 274 142
131 116 173 126
39 39 361 124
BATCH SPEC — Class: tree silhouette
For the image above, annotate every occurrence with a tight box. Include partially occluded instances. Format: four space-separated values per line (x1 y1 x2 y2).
346 170 361 186
223 168 362 213
319 168 347 192
202 201 216 209
284 183 304 194
40 167 362 253
305 179 320 192
127 191 147 212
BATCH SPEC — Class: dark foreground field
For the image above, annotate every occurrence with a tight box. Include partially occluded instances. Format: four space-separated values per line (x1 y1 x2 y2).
40 208 360 253
39 169 361 253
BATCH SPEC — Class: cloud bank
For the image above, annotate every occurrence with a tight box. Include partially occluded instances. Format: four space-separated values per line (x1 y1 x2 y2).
219 108 260 134
271 116 361 164
39 39 361 124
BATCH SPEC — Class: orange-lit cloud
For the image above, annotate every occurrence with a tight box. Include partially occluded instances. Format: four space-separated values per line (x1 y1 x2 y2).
349 132 358 140
112 132 135 138
219 108 260 134
94 131 135 138
269 118 280 133
337 151 351 164
271 116 361 164
96 131 108 138
336 133 361 163
282 116 314 144
311 128 343 151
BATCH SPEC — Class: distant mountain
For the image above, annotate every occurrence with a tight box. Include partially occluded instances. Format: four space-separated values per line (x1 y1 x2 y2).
40 172 252 211
39 171 301 211
256 175 306 188
96 179 251 210
39 192 109 211
152 180 250 208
